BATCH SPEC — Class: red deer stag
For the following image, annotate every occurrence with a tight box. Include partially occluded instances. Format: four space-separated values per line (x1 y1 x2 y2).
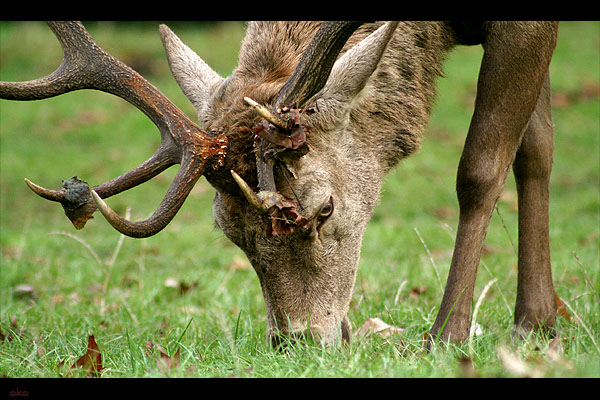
0 21 559 346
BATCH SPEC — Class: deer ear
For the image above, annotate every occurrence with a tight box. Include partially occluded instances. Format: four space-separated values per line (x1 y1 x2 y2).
159 24 224 122
305 22 398 127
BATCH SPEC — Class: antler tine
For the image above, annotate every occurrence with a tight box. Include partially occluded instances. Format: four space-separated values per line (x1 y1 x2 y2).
243 97 289 130
90 153 206 238
24 178 65 202
1 21 228 238
0 22 95 100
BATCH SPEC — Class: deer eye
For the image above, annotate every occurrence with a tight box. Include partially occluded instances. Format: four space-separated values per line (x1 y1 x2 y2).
318 196 334 220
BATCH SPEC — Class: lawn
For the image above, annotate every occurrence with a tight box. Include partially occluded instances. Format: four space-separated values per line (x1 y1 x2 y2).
0 21 598 379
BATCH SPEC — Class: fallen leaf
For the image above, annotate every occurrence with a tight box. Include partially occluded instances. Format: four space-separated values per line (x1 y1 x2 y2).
552 92 570 107
552 82 600 108
12 284 37 300
555 293 572 321
35 340 47 357
157 347 181 373
143 339 154 358
59 335 104 378
51 294 65 305
146 340 181 374
355 317 404 338
75 335 104 377
432 206 455 220
497 346 544 378
164 278 197 295
1 316 26 342
68 292 82 305
409 286 427 300
267 197 311 237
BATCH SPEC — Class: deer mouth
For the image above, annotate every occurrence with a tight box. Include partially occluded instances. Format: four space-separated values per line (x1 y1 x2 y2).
267 313 352 349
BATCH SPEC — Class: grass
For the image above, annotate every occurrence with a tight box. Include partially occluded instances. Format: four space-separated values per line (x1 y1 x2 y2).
0 21 598 379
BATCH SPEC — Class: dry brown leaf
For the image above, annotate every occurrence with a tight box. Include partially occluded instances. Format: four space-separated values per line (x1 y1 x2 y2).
497 346 543 378
59 335 104 378
1 316 26 342
146 340 181 374
68 292 82 305
156 347 181 373
432 206 455 220
497 339 575 378
12 284 37 300
74 335 104 377
409 286 427 300
355 317 404 338
268 198 311 236
145 339 154 357
555 293 572 321
552 82 600 108
164 277 197 295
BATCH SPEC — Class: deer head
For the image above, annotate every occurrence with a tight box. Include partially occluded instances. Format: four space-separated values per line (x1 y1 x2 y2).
0 21 402 346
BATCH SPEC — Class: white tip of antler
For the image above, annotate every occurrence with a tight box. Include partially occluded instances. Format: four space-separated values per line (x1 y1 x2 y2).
243 97 288 129
89 188 123 227
230 169 266 210
243 96 259 108
24 177 65 202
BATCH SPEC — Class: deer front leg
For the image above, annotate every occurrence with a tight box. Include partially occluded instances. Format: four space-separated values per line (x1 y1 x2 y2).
430 127 522 342
429 22 558 342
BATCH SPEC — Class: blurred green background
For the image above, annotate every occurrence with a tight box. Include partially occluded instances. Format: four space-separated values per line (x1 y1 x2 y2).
0 21 598 377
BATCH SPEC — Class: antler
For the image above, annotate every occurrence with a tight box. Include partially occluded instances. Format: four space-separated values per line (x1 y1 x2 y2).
274 21 364 109
0 21 227 238
244 21 364 196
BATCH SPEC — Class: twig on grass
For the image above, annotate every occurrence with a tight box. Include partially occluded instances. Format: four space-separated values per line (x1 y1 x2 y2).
48 231 102 267
103 208 130 294
469 278 498 354
559 297 600 355
413 227 444 294
394 280 408 305
494 205 517 257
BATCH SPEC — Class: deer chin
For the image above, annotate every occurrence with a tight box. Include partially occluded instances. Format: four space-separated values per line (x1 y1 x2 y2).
267 314 350 348
256 249 360 348
257 269 356 348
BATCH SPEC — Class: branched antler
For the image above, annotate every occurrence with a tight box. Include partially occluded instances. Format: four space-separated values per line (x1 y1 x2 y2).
0 21 227 238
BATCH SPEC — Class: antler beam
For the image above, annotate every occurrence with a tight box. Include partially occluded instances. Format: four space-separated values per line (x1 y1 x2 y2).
274 21 364 108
